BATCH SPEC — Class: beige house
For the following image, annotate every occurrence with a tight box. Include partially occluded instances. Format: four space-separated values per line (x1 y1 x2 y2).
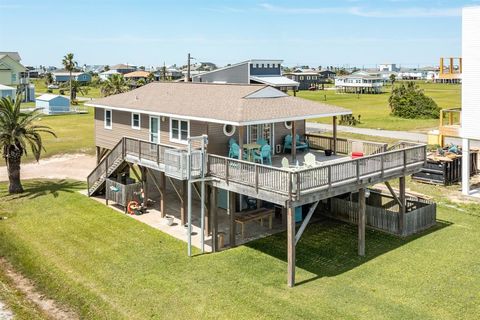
0 52 26 86
86 82 428 287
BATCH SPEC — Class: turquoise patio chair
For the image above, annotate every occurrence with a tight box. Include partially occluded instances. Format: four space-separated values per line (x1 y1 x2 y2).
257 138 268 147
229 143 247 160
253 144 272 165
228 137 237 147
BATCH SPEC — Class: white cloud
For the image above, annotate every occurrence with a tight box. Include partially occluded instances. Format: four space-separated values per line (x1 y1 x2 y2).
259 3 462 18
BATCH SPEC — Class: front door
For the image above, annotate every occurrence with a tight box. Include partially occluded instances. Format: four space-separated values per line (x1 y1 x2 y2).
149 116 160 143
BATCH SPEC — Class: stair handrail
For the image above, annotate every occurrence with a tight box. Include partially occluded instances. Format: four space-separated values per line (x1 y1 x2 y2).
87 137 125 194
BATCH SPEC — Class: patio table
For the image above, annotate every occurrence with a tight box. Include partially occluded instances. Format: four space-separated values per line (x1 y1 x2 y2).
243 143 261 162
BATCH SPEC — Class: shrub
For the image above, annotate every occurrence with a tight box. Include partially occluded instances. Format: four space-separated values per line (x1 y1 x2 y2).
388 82 440 119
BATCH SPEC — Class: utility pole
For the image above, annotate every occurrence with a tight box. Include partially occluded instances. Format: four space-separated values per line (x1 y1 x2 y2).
186 53 195 82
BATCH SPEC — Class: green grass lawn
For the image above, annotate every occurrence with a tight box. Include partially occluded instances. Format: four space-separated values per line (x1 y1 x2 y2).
0 179 479 319
32 79 103 99
299 81 461 132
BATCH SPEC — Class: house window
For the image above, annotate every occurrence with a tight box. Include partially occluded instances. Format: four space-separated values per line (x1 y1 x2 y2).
131 113 141 129
300 76 304 80
223 124 236 137
267 64 270 68
170 118 189 143
261 64 264 68
256 64 259 68
11 74 17 82
104 109 112 129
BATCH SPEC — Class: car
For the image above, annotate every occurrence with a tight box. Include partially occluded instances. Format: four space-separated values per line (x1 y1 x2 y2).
47 84 59 89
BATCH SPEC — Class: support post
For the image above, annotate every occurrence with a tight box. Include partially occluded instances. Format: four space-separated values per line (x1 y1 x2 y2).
238 126 244 159
333 116 337 155
141 166 148 208
287 203 296 287
462 138 471 196
229 191 236 248
399 177 406 236
159 172 166 217
291 121 297 163
210 186 218 252
358 188 366 256
181 180 187 225
205 185 211 235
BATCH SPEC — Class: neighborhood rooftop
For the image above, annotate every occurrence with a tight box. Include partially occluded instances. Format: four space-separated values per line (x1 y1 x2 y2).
87 82 351 125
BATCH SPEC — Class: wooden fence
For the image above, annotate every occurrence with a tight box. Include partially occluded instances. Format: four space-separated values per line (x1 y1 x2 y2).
105 179 143 208
323 192 436 236
305 134 388 155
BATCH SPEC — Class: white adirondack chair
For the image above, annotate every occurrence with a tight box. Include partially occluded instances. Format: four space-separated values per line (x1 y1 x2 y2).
304 153 317 167
281 157 290 169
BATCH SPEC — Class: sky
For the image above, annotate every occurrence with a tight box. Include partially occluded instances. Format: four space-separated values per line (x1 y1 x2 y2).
1 0 478 68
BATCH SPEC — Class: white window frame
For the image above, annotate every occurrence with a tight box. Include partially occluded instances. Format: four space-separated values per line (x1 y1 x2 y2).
104 109 112 129
131 113 141 130
223 124 236 137
284 121 293 130
169 118 190 144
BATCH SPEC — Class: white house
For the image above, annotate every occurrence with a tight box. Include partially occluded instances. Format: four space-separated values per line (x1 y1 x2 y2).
461 6 480 195
334 71 384 94
99 69 121 81
378 63 399 72
35 94 70 115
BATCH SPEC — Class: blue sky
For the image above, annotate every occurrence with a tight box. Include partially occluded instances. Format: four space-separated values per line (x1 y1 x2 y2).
0 0 478 68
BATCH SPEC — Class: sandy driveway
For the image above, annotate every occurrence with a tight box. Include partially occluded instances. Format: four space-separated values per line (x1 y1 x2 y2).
0 154 96 182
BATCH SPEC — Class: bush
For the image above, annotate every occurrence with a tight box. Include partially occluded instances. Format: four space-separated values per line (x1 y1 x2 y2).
388 82 440 119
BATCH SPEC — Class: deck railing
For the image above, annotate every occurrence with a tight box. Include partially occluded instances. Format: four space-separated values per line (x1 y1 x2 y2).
124 137 174 165
207 144 426 200
305 134 388 155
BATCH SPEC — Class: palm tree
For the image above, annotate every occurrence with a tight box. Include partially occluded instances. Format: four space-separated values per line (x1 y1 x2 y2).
147 72 155 83
101 74 129 96
60 80 89 100
137 78 147 87
61 53 77 100
44 72 53 87
0 95 56 193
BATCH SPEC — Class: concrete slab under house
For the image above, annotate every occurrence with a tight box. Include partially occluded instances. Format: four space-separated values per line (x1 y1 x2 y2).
85 81 433 287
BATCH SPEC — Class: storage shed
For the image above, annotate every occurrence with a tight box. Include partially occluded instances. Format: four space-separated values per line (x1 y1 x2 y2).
36 94 70 114
0 84 16 99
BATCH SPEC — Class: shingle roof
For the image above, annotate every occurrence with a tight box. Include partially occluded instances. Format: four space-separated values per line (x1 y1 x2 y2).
87 82 351 125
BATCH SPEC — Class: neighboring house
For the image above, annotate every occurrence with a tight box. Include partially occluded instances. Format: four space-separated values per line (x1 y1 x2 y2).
0 84 16 99
85 81 428 287
99 69 121 81
461 7 480 196
397 69 427 80
334 71 384 94
109 64 137 74
35 94 70 115
437 57 462 83
319 70 336 80
0 52 26 86
283 72 327 90
191 59 299 92
378 63 399 72
124 70 152 82
52 71 92 83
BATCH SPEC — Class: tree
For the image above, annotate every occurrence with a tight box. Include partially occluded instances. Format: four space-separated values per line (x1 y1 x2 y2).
61 80 89 100
101 74 128 96
61 53 77 100
44 72 53 86
147 72 155 83
137 78 146 87
0 95 56 193
389 73 396 85
389 82 440 119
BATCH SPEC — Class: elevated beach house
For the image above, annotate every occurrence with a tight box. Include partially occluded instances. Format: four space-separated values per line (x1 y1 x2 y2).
86 82 428 287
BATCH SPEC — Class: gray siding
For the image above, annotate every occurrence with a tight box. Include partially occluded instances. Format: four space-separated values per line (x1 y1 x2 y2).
249 64 281 76
192 62 249 84
94 108 208 150
273 120 305 153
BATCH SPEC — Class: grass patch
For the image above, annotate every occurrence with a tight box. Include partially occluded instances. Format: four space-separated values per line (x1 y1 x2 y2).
0 179 479 319
32 79 103 99
298 81 460 131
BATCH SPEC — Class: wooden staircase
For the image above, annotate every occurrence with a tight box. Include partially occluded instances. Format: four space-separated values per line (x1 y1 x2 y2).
87 138 126 196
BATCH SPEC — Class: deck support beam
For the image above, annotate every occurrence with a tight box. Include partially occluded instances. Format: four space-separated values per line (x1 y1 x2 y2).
159 172 166 217
358 188 366 256
228 191 236 248
399 177 406 236
291 121 297 162
295 201 319 245
210 186 218 252
181 180 188 226
384 181 403 210
287 203 296 287
238 126 244 158
333 116 337 155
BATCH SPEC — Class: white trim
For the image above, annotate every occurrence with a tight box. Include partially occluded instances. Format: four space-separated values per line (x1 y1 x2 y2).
149 115 160 143
284 121 293 130
86 103 351 127
104 109 112 129
169 118 190 145
131 112 141 130
223 124 236 137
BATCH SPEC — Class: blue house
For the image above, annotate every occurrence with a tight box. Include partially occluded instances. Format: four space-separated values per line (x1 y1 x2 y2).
0 84 16 99
36 94 70 114
52 71 92 83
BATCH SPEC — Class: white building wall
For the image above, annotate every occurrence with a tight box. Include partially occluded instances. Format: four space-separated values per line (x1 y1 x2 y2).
461 6 480 141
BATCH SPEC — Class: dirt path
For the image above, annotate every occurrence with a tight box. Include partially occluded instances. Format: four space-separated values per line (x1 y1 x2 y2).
0 154 96 182
0 259 78 320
